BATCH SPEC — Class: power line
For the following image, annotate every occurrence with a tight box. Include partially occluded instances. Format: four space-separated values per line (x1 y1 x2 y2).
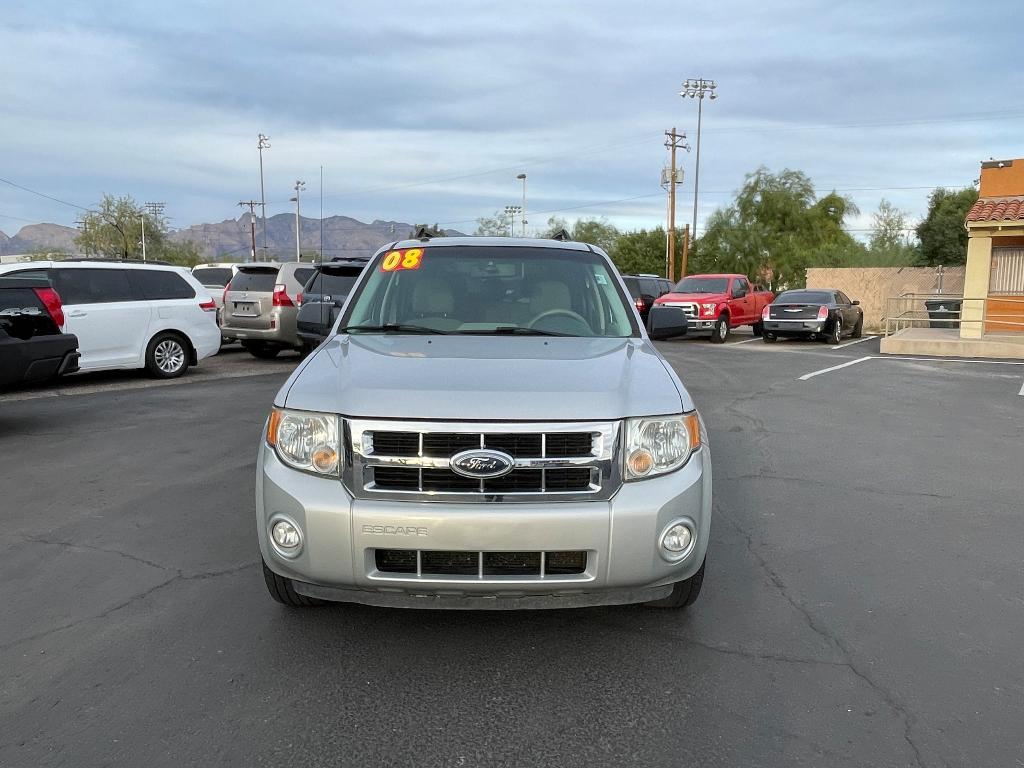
0 176 89 211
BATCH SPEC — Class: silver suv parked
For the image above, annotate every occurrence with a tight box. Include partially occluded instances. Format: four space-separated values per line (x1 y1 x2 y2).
257 237 710 610
221 262 317 358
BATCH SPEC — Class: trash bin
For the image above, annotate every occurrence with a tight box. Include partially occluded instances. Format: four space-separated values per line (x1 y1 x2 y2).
924 299 962 329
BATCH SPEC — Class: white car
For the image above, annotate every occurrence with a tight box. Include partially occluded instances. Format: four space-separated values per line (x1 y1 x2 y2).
0 260 220 378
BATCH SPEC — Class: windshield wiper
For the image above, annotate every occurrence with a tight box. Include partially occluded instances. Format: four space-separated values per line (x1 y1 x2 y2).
337 324 450 335
453 326 576 337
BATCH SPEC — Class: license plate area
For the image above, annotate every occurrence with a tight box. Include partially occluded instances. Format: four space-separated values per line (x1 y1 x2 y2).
232 301 258 317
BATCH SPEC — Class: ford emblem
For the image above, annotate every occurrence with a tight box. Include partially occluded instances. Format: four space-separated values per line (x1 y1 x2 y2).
450 449 515 479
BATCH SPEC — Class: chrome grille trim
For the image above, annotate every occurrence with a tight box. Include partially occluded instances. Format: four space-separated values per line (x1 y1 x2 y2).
345 419 621 503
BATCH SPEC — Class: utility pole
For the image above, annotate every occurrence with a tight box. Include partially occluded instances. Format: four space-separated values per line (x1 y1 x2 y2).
679 78 717 241
290 180 305 262
516 173 528 236
664 128 688 281
319 165 324 263
239 201 260 262
258 134 270 260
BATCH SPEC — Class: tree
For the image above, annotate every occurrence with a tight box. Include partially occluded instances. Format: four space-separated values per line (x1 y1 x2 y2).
540 216 570 238
570 218 619 252
474 211 512 237
158 240 204 267
915 187 978 266
692 167 863 288
863 199 917 266
75 194 166 259
609 228 671 276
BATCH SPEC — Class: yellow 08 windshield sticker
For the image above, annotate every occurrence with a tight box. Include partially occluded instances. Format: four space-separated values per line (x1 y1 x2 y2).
381 248 424 272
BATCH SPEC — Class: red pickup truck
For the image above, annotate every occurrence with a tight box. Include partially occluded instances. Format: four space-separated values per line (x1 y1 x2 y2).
654 274 774 343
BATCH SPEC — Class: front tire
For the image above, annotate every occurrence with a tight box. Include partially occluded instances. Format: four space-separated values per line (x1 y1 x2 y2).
243 341 282 359
145 332 189 379
645 558 706 609
710 316 730 344
262 560 326 607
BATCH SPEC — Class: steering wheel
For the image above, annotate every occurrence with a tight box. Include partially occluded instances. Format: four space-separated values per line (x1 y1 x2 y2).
528 308 589 328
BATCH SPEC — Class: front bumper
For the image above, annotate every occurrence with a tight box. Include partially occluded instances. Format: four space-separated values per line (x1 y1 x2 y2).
256 439 712 609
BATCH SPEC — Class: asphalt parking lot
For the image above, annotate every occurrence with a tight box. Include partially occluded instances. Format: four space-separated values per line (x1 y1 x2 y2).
2 335 1022 767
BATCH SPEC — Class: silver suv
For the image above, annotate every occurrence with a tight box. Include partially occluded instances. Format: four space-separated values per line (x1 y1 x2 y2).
257 237 710 609
221 262 317 358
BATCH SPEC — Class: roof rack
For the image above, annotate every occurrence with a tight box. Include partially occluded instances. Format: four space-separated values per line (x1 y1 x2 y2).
56 257 174 266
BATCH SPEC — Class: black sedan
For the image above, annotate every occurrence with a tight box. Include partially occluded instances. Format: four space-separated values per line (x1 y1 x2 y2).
761 289 864 344
296 257 368 351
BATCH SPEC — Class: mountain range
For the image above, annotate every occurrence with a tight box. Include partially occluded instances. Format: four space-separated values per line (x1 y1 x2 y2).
0 214 466 261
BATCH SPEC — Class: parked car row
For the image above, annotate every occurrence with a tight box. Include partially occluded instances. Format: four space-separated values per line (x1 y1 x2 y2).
0 260 220 384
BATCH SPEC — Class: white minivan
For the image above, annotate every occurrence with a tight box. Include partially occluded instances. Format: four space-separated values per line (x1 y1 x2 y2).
0 260 221 378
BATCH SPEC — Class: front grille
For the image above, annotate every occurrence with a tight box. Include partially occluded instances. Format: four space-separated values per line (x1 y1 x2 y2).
374 549 588 577
348 420 619 502
371 466 593 493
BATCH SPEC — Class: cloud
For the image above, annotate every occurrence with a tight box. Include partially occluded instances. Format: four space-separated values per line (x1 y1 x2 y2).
0 0 1018 238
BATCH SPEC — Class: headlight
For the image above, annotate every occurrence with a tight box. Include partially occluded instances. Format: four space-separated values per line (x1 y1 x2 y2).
266 407 340 476
624 412 701 480
700 302 717 316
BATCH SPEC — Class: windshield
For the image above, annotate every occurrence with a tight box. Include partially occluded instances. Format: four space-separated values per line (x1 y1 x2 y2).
776 290 833 304
673 277 729 294
341 245 638 337
192 267 232 287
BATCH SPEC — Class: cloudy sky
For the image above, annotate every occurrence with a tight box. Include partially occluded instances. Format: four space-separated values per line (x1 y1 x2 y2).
1 0 1021 239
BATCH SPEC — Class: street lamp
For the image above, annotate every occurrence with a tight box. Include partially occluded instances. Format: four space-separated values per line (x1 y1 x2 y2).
503 205 522 238
258 134 271 260
679 78 717 240
291 180 305 262
516 173 527 236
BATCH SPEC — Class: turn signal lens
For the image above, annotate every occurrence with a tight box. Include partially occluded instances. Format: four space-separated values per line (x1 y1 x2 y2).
627 449 654 476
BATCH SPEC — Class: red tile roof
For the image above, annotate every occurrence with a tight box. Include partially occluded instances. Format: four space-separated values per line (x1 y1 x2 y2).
966 196 1024 222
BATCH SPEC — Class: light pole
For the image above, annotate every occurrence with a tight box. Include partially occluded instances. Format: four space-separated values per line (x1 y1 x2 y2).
290 180 305 262
503 205 521 237
679 78 717 241
516 173 527 236
258 134 270 260
141 201 164 262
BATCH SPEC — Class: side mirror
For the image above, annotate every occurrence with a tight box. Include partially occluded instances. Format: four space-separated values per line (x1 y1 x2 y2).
647 306 689 340
852 300 860 306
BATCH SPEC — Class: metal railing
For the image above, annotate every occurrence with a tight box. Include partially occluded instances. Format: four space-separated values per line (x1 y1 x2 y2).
884 294 1024 336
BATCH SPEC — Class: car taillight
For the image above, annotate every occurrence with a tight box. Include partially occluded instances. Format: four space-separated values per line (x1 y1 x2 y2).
762 305 770 321
199 299 216 312
817 306 828 320
296 292 304 306
635 297 646 312
33 287 65 328
222 282 231 306
272 284 293 307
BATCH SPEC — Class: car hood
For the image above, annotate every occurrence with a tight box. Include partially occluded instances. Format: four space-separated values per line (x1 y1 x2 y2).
656 292 729 304
279 335 692 420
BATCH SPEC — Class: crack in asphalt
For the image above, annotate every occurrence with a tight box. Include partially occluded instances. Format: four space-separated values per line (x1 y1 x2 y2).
19 535 176 573
717 508 927 768
0 561 256 652
717 473 956 501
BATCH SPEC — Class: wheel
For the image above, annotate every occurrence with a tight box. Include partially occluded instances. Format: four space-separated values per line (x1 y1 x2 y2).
827 320 842 345
852 317 863 338
751 321 764 337
710 316 729 344
243 341 282 359
645 558 706 609
262 560 326 607
145 332 189 379
762 332 777 344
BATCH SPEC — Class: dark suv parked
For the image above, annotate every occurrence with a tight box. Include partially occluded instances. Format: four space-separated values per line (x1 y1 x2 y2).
296 257 369 351
0 274 79 388
621 274 673 322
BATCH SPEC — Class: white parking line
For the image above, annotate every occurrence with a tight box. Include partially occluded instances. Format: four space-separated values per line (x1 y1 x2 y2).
730 336 762 345
797 356 873 380
831 335 877 350
1018 379 1024 397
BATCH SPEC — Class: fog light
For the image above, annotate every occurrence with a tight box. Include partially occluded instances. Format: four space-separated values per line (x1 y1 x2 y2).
271 519 301 552
660 520 695 560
